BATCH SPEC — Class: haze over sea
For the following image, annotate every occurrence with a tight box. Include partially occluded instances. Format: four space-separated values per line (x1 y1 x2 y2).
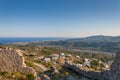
0 38 66 44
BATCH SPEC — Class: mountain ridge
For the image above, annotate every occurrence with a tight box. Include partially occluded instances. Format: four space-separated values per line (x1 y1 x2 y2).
32 35 120 53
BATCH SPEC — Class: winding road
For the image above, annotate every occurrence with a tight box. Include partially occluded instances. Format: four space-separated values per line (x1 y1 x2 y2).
33 62 48 71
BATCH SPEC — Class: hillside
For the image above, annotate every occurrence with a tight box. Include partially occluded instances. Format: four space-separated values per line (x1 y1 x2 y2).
31 35 120 53
0 45 114 80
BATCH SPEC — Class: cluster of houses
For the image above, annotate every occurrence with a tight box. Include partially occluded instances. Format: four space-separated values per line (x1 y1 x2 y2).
75 57 111 70
75 58 91 68
44 53 65 62
34 52 111 71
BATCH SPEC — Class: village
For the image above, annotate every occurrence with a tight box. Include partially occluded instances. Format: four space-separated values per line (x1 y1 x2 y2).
0 46 114 80
32 51 113 80
34 52 112 71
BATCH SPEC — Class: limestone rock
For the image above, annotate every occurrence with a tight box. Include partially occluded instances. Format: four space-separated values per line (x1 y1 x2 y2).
0 48 36 76
106 52 120 80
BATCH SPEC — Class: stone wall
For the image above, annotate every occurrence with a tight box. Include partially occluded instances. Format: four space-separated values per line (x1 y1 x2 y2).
66 51 120 80
0 48 36 76
104 52 120 80
65 63 105 80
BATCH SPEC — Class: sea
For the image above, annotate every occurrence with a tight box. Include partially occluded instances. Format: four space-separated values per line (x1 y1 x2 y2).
0 37 66 44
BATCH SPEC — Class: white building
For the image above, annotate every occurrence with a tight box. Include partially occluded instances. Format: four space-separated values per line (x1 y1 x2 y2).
60 53 65 58
99 61 102 64
44 57 51 62
84 58 90 67
66 54 72 57
50 54 59 61
76 63 83 67
60 53 65 56
76 55 80 58
103 63 110 70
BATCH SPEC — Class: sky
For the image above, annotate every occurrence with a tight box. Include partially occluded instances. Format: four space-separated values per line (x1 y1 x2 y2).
0 0 120 37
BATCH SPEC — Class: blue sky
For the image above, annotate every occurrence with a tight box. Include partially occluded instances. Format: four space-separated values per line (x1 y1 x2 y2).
0 0 120 37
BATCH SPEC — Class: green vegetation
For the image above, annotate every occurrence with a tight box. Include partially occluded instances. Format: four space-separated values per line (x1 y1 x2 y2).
43 62 53 69
25 59 36 69
31 35 120 53
0 44 115 80
90 60 99 70
26 74 34 80
0 44 114 63
0 71 34 80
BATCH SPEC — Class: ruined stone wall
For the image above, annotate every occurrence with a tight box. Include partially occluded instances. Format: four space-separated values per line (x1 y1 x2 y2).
0 49 36 76
105 52 120 80
66 51 120 80
65 63 105 80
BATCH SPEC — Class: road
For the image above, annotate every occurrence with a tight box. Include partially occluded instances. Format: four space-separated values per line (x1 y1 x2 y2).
33 62 48 71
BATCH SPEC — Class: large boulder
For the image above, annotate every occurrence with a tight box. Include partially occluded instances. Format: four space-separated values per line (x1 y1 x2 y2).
0 48 36 76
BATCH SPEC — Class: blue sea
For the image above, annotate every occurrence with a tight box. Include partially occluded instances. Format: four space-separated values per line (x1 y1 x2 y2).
0 38 66 44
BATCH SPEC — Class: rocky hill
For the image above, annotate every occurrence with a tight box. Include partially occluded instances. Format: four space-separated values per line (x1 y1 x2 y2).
32 35 120 53
0 48 36 76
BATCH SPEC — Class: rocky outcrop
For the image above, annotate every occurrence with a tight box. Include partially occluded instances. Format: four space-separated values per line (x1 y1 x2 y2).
0 48 36 76
105 52 120 80
65 63 104 80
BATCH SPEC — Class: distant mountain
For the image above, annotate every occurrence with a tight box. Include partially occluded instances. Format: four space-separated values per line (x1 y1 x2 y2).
33 35 120 53
68 35 120 42
66 35 120 53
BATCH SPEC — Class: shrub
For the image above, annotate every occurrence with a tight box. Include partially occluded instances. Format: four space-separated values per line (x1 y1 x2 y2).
0 71 9 76
26 74 34 80
90 60 99 69
14 72 22 78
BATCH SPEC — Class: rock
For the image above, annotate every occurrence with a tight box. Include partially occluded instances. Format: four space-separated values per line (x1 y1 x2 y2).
67 75 75 80
105 52 120 80
0 48 36 76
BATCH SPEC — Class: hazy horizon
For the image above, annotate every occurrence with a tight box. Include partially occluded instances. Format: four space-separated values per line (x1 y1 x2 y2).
0 35 120 39
0 0 120 37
